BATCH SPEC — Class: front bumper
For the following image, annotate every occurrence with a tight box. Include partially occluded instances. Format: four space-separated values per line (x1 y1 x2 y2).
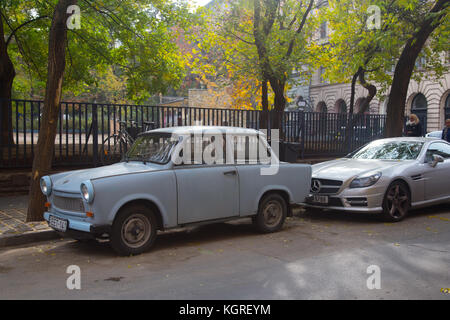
43 211 110 236
301 187 385 213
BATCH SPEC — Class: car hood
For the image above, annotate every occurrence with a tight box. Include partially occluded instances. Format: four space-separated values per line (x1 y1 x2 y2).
50 162 163 194
312 158 409 181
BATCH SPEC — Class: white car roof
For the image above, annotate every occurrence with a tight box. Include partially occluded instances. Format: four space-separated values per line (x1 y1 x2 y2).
373 137 440 143
145 126 263 136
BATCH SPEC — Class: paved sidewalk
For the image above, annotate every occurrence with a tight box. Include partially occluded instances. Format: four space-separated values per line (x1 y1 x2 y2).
0 196 56 247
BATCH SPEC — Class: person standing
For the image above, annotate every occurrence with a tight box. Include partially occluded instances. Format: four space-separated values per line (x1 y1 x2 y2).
405 114 423 137
442 119 450 142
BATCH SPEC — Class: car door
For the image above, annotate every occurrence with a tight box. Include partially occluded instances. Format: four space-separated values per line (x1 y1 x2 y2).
422 142 450 200
175 134 239 224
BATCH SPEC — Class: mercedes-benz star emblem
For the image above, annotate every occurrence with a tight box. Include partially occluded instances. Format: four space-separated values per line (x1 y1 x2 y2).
310 179 321 193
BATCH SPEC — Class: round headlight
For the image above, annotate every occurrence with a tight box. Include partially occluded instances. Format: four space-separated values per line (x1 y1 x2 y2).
80 180 94 203
40 176 52 196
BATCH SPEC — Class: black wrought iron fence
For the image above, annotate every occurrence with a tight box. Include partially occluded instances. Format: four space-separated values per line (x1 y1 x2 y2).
0 99 386 168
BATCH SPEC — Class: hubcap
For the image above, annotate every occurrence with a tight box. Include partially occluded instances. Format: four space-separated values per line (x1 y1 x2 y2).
386 185 409 218
263 200 283 227
121 214 151 248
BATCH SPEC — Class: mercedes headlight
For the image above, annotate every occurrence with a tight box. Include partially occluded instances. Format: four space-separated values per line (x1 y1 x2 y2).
350 172 382 188
80 180 95 203
40 176 52 196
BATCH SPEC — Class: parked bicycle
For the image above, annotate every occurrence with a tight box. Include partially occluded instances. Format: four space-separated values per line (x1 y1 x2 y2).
100 120 155 165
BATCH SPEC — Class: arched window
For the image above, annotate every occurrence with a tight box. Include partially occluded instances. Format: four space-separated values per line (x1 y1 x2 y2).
412 93 427 110
445 94 450 120
354 98 366 114
316 101 327 113
411 93 427 134
336 99 347 114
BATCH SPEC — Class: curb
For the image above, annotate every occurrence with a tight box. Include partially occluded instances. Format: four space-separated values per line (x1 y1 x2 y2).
0 230 59 248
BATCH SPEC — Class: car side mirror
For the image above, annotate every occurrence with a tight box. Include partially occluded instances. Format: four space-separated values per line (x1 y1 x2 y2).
430 154 444 167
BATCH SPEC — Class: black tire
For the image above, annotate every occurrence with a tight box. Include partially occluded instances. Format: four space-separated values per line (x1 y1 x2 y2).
382 181 411 222
253 193 287 233
110 204 157 256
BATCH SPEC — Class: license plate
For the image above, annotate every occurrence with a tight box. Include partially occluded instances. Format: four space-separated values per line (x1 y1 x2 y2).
312 195 329 204
49 215 68 232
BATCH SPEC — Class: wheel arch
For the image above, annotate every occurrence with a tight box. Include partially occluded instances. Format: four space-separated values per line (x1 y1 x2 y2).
386 178 412 197
113 198 165 231
258 189 292 217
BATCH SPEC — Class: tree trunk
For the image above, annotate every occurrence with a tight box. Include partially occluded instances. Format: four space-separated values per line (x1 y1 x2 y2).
259 77 269 129
349 68 360 115
358 69 376 114
269 79 286 138
0 12 16 146
385 0 448 137
27 0 77 222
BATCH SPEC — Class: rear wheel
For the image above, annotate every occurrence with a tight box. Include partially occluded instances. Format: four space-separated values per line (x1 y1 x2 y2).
253 193 287 233
382 181 410 222
110 204 157 256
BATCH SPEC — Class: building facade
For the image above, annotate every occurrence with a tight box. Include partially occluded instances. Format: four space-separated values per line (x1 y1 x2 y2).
287 0 450 134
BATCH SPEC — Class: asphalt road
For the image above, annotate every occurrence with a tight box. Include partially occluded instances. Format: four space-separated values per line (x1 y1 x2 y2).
1 205 449 300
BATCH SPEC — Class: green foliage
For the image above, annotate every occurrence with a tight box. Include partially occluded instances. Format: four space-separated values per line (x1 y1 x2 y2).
308 0 450 98
187 0 317 109
2 0 195 103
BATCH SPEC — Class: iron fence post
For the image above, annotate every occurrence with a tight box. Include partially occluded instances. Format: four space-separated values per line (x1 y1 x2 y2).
92 103 99 167
300 111 305 159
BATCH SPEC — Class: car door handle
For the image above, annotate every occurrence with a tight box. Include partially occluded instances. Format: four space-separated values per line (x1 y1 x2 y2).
223 170 237 176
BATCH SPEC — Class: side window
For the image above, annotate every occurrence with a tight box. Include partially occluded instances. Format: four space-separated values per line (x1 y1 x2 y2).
425 142 450 162
202 134 226 165
230 134 271 164
175 134 228 166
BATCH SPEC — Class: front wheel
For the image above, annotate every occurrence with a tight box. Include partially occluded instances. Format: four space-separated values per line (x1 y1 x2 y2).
253 193 287 233
110 204 157 256
382 181 410 222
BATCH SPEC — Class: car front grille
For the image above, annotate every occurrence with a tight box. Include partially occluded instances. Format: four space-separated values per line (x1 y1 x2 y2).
310 178 343 195
53 196 85 213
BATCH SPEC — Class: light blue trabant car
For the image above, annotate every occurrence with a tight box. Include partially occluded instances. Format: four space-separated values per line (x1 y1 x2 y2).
41 126 311 255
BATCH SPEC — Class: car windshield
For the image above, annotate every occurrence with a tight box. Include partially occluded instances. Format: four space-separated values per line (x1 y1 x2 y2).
125 133 178 164
351 140 424 160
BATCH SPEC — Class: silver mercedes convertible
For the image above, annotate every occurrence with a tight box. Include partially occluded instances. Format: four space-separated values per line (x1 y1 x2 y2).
303 137 450 221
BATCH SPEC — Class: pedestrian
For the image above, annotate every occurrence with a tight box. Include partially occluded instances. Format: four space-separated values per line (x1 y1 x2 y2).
405 114 423 137
442 119 450 142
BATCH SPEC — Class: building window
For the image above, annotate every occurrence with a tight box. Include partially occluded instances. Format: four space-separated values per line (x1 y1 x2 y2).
319 67 326 84
316 101 327 113
445 94 450 120
320 21 328 39
337 100 347 114
415 56 426 69
411 93 427 134
412 93 427 110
